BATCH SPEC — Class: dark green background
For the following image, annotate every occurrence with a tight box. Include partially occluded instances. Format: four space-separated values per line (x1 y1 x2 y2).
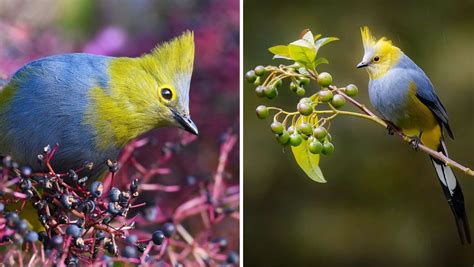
244 0 474 266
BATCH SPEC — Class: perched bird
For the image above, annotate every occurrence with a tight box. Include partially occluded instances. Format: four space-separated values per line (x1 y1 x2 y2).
357 26 470 244
0 31 198 179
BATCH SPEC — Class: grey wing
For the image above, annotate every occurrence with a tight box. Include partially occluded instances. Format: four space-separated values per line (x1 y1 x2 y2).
412 70 454 139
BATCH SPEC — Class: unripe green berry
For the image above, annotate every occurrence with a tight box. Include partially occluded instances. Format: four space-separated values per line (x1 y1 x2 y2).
289 82 298 92
296 87 306 96
245 70 257 83
331 94 346 108
345 84 358 97
309 140 323 154
255 86 265 97
287 126 295 135
289 133 303 147
322 142 335 155
271 121 284 134
254 65 267 76
299 77 310 86
253 76 261 86
274 79 282 88
318 90 333 103
299 97 312 104
317 72 332 87
297 122 312 136
312 127 328 140
276 131 290 145
297 102 313 116
256 105 269 119
264 86 278 99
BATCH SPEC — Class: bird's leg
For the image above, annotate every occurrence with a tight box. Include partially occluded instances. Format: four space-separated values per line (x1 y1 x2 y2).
384 120 399 135
409 132 423 151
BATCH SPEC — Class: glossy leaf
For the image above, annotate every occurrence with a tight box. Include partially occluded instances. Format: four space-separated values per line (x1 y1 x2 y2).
268 45 291 60
291 117 326 183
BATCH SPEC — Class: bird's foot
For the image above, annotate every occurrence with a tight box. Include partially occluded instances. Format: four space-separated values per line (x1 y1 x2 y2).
409 137 421 151
387 124 395 135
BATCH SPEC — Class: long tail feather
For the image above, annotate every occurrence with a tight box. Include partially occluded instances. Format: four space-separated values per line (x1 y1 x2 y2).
430 140 471 244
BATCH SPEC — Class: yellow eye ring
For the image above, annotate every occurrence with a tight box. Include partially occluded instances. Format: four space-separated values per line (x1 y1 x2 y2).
373 56 380 62
158 84 177 102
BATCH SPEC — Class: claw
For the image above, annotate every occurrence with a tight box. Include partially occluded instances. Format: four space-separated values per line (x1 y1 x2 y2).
387 125 395 135
409 137 421 150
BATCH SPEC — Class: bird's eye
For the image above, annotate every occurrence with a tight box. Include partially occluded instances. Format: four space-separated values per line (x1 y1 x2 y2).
373 56 380 62
161 88 173 100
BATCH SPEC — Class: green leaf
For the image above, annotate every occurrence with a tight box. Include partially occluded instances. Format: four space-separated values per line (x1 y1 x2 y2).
314 57 329 67
314 37 339 50
288 44 316 69
268 45 291 60
291 139 326 183
291 117 326 183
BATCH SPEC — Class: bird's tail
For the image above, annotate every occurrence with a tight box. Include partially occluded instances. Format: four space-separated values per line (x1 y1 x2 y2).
430 140 471 244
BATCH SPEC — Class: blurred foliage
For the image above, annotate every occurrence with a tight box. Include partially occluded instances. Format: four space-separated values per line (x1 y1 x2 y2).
244 0 474 266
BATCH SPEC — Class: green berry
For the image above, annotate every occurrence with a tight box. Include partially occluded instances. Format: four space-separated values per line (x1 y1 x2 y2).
276 131 290 145
274 79 282 88
256 105 269 119
312 127 328 140
287 126 295 135
289 82 298 92
255 86 265 97
271 121 284 134
299 77 310 86
297 102 313 116
253 76 261 86
254 65 267 76
296 87 306 96
309 141 323 154
331 94 346 108
264 86 278 99
345 84 358 97
289 133 303 147
299 97 312 104
317 72 332 87
297 122 312 136
318 90 333 103
322 142 335 155
245 70 257 83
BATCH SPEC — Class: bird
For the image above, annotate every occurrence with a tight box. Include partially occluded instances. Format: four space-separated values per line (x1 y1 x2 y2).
0 31 198 179
357 26 470 244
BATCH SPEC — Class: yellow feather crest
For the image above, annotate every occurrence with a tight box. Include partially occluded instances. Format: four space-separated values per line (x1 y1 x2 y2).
360 26 394 53
140 30 195 85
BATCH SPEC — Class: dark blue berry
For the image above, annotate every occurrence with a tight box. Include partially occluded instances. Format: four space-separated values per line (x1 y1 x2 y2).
151 230 165 245
125 234 138 244
108 187 121 202
122 245 137 258
89 181 103 198
66 224 82 238
25 231 38 242
226 251 239 264
162 223 175 238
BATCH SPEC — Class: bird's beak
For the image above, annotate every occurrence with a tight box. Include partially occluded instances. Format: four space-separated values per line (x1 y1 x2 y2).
171 110 199 135
356 61 369 68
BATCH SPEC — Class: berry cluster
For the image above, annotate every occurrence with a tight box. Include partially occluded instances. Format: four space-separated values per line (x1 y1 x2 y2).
247 64 359 157
0 133 239 266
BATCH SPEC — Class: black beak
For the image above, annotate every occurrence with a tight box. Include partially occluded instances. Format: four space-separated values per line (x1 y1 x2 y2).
171 110 199 135
356 61 368 68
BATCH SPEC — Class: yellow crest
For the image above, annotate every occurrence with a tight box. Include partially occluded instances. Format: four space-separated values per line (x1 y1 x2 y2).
360 26 394 53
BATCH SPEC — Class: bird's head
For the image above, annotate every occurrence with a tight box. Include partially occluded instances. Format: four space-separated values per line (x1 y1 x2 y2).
89 31 198 149
357 26 401 79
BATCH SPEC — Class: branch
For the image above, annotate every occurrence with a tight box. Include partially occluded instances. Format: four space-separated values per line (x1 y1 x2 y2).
329 85 474 176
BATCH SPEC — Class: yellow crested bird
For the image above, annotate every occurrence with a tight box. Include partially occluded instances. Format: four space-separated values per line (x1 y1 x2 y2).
357 26 470 244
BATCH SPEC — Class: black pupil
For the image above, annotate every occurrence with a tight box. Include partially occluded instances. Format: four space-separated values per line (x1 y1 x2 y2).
161 88 172 100
374 56 379 62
